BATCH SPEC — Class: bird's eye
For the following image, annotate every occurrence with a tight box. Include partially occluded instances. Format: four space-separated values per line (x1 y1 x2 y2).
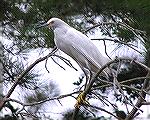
50 21 54 24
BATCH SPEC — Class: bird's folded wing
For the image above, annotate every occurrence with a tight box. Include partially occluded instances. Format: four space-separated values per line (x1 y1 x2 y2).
71 45 105 73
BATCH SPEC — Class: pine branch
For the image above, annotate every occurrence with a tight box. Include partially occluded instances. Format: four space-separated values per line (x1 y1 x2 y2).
84 22 146 41
0 47 57 110
5 90 80 113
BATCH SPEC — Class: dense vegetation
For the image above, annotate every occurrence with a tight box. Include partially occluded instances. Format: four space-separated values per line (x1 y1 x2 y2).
0 0 150 119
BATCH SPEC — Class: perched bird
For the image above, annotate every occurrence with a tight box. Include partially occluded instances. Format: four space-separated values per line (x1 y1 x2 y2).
38 17 110 80
38 17 110 107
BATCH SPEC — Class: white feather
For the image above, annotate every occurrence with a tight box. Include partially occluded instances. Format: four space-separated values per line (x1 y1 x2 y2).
48 18 110 77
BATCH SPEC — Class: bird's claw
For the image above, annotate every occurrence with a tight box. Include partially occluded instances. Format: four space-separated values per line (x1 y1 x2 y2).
74 92 89 108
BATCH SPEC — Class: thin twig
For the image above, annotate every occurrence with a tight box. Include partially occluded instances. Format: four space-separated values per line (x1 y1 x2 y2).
6 91 80 107
120 77 150 84
92 38 143 54
103 40 112 59
51 57 66 70
45 57 50 73
92 38 137 47
85 104 119 119
52 55 78 71
85 22 146 43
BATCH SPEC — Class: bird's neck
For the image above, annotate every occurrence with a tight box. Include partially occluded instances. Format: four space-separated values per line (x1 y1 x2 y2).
54 25 70 35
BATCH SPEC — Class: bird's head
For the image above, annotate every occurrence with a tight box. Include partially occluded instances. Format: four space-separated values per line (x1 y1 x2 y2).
37 18 69 30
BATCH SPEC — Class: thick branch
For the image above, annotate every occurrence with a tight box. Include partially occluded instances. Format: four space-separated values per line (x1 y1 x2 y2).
125 71 150 120
142 102 150 105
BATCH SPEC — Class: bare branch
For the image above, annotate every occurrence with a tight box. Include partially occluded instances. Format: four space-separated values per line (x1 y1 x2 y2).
52 54 78 71
72 57 150 120
45 56 50 73
125 72 150 120
142 102 150 105
6 91 80 107
85 22 146 43
103 40 112 59
85 104 119 119
120 76 150 84
92 38 143 54
51 57 66 70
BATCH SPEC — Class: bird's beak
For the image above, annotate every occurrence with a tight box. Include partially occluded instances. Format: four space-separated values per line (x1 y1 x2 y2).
36 22 49 29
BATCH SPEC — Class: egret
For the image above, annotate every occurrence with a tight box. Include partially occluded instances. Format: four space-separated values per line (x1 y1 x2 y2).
38 17 110 107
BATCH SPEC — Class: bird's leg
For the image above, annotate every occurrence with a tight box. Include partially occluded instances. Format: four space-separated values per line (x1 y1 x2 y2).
74 69 91 108
84 74 89 90
88 70 93 83
83 69 93 90
75 92 85 108
74 91 90 108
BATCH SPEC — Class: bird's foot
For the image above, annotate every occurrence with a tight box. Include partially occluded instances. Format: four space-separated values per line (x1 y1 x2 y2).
74 92 89 108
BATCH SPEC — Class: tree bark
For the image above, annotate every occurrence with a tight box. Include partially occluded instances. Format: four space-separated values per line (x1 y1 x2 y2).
0 22 4 114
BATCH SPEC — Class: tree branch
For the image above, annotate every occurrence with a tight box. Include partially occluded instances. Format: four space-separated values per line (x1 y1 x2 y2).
85 104 119 119
103 40 112 59
0 47 57 110
91 38 143 54
72 57 150 120
125 71 150 120
6 91 80 108
52 54 78 71
85 22 146 43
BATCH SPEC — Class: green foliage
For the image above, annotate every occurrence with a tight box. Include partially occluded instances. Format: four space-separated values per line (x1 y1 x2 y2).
1 0 150 51
62 109 109 120
0 115 18 120
73 76 84 86
113 28 135 43
1 0 150 119
0 102 19 120
24 81 60 116
115 109 126 120
2 51 40 90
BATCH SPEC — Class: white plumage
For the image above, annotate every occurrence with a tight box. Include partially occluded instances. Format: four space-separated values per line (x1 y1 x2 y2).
45 18 110 79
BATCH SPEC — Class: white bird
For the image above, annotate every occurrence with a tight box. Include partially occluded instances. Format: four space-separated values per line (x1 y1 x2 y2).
39 17 110 81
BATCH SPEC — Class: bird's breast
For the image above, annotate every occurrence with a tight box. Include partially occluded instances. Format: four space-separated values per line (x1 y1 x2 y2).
54 29 73 55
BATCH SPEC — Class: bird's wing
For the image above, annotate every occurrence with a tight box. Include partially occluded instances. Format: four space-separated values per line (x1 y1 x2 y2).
65 27 109 73
72 45 100 70
71 42 109 77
